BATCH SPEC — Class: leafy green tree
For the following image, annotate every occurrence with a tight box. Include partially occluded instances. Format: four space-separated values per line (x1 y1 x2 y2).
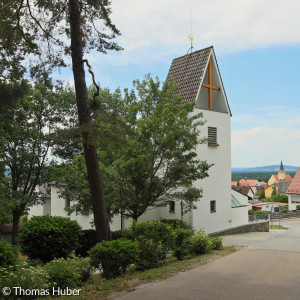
269 194 288 203
255 189 266 200
271 185 277 197
0 81 73 243
0 0 122 242
57 76 212 221
260 190 266 200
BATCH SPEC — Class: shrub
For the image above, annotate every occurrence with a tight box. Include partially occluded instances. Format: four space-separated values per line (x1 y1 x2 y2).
281 208 288 213
76 229 97 257
296 205 300 210
248 209 254 215
160 219 192 230
0 239 18 269
89 239 139 279
254 210 269 215
45 256 93 288
190 230 213 255
172 228 194 260
132 221 174 270
19 216 82 262
210 237 223 250
0 262 50 294
111 228 135 241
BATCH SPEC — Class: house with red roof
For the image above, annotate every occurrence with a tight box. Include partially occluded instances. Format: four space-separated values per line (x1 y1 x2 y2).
239 179 259 193
287 167 300 210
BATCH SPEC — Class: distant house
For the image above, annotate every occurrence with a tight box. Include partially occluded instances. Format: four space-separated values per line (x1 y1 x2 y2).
287 167 300 210
239 179 259 187
231 186 254 200
231 181 238 187
258 181 267 186
239 179 259 193
252 202 288 213
232 187 256 211
265 184 278 198
276 180 291 194
268 161 293 186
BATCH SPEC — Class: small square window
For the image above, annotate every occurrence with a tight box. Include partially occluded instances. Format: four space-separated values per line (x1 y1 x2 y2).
169 201 175 213
210 200 216 213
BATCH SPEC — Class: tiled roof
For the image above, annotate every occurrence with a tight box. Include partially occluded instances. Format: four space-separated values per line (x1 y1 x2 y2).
273 174 293 181
259 181 267 185
239 179 258 187
286 167 300 195
166 47 212 104
231 181 237 186
232 186 253 199
275 180 291 193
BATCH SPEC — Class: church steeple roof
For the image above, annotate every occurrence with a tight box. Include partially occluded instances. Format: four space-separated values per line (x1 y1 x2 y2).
166 46 231 115
280 160 284 171
167 46 212 104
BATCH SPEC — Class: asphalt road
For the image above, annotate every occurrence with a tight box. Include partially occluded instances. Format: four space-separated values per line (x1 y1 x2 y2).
116 220 300 300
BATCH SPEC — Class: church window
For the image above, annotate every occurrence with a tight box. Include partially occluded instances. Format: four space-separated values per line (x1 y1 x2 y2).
169 201 175 213
210 200 216 213
208 127 218 146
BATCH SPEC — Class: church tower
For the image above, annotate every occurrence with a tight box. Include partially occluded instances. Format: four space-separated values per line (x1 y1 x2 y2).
278 160 286 181
166 46 243 234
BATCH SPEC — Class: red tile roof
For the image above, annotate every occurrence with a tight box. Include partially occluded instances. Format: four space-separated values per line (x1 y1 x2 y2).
239 179 258 187
286 168 300 195
259 181 267 185
273 174 293 181
231 181 237 186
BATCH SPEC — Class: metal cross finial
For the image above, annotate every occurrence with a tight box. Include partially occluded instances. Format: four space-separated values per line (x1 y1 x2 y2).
188 11 195 52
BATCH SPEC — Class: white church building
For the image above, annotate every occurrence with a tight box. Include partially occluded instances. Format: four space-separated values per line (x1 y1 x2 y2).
29 46 248 234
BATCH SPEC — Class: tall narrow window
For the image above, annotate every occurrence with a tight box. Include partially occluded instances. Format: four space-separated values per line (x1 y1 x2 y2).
169 201 175 213
65 199 70 209
210 200 216 213
208 127 218 146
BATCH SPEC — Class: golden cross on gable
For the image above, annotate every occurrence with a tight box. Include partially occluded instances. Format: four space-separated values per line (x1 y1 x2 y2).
202 57 220 110
188 11 195 45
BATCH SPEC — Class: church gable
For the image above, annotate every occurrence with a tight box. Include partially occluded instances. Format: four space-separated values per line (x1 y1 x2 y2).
166 46 231 115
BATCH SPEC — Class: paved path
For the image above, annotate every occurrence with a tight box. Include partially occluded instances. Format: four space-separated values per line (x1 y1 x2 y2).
116 220 300 300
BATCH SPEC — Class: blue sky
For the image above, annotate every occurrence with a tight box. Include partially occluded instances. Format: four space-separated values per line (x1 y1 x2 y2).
58 0 300 168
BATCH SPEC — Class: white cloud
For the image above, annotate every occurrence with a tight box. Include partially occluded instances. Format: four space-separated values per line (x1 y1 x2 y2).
232 126 300 167
105 0 300 66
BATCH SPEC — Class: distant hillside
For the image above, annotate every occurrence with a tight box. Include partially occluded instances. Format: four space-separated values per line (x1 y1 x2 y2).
232 165 298 173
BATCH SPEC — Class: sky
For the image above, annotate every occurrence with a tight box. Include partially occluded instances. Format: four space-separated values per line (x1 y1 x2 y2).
59 0 300 168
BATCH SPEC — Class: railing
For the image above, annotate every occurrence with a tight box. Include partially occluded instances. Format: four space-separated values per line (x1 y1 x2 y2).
248 214 269 223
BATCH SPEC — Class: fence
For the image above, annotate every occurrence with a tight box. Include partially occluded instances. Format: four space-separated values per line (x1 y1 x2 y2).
248 214 269 223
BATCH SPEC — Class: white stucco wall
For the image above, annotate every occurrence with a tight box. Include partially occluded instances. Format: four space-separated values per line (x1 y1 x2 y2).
190 108 233 234
231 189 249 227
288 194 300 210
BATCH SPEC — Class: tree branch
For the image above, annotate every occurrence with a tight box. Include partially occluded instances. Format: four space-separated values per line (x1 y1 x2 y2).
0 0 17 12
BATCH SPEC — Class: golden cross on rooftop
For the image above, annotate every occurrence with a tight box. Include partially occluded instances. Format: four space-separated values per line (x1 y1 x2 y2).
188 11 195 51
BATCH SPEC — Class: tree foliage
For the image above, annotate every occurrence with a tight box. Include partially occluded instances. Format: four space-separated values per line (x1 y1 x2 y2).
1 0 123 242
0 81 74 242
0 0 122 81
56 76 212 221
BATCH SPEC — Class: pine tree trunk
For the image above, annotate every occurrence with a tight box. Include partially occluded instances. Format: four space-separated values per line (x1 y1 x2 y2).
68 0 111 242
